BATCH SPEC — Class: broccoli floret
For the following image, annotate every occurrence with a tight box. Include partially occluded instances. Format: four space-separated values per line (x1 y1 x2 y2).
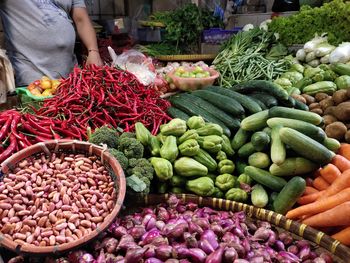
132 172 151 194
127 158 154 180
109 148 129 170
119 132 136 140
118 137 144 159
89 126 119 148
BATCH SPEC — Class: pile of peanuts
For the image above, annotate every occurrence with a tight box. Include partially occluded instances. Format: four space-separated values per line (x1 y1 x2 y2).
0 152 117 247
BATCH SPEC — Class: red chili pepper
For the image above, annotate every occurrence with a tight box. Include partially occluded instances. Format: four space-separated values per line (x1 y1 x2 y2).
0 134 17 163
0 115 13 141
26 115 51 133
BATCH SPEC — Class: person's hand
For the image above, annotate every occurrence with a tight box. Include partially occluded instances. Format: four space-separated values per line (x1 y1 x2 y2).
86 50 103 66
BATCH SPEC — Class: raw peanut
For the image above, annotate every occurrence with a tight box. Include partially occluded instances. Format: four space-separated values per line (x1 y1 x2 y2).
9 217 20 223
38 216 48 227
65 228 72 237
34 162 41 170
23 219 36 227
0 203 11 210
0 194 7 200
39 240 47 246
56 236 66 244
55 219 66 225
48 203 55 213
91 208 99 217
26 234 34 244
18 160 28 168
61 205 72 211
41 230 53 238
66 236 74 242
13 182 25 190
56 200 63 209
14 222 22 232
13 203 24 211
17 210 30 217
84 213 92 220
80 220 91 228
1 223 14 234
80 165 90 172
64 157 74 162
90 217 103 223
20 225 31 234
75 160 84 167
55 222 68 231
13 233 26 240
68 222 76 231
57 174 67 180
78 177 87 183
33 211 44 219
49 236 56 246
49 213 58 223
80 199 88 208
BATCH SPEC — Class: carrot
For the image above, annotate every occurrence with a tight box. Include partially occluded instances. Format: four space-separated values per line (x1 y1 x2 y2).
338 144 350 161
313 176 330 191
303 186 319 196
331 154 350 172
332 226 350 246
297 191 324 205
302 202 350 227
286 187 350 219
319 170 350 199
320 164 341 184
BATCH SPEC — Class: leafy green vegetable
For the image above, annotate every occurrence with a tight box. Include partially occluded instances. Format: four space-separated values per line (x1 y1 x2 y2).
126 175 147 192
268 0 350 46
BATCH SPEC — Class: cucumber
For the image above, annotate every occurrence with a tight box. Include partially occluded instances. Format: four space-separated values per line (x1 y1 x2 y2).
294 99 309 111
247 95 267 110
236 159 248 175
169 95 231 137
248 152 271 169
244 166 287 192
273 177 306 215
238 142 256 158
180 93 240 130
271 126 286 165
269 157 318 176
251 131 270 151
323 137 341 152
279 128 335 165
240 110 269 131
279 96 296 108
268 106 323 125
249 92 278 108
191 90 245 116
205 86 262 113
167 107 190 121
331 63 350 75
231 128 250 150
267 118 326 142
251 184 269 208
231 80 289 102
262 127 272 137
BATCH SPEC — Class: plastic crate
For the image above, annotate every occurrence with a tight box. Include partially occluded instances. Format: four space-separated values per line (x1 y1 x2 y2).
202 27 242 44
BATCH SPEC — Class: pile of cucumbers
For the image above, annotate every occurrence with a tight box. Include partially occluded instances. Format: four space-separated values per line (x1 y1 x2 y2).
233 106 340 214
167 80 309 138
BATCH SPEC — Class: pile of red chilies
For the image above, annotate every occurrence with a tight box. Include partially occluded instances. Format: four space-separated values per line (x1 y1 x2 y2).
34 65 171 135
0 110 78 163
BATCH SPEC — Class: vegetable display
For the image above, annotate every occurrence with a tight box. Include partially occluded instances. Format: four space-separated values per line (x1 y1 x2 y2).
34 65 171 136
26 195 334 262
27 76 60 97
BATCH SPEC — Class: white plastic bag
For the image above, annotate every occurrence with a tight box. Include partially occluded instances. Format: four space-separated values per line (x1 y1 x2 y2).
304 34 328 53
329 42 350 64
109 47 156 86
0 49 16 104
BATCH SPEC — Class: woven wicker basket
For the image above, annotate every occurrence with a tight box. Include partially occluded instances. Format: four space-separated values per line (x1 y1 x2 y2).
128 194 350 263
0 140 126 256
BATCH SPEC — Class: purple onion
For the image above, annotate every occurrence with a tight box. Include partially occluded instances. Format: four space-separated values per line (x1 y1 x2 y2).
129 225 146 240
169 223 188 238
226 243 246 258
192 218 210 230
249 256 264 263
309 251 318 260
277 251 301 262
105 253 119 263
168 195 180 208
150 236 169 247
68 250 87 263
221 219 234 228
96 249 106 263
113 226 128 238
205 246 224 263
183 210 194 220
201 230 218 250
155 220 166 230
246 221 257 232
210 223 223 236
8 256 24 263
222 232 240 245
223 247 238 262
144 244 157 258
101 237 118 253
241 238 250 254
320 252 333 263
279 232 293 246
186 202 198 211
143 214 157 230
184 232 198 248
287 245 299 255
143 208 154 216
125 247 146 263
314 259 327 263
79 253 95 263
210 214 221 223
177 205 186 213
188 248 207 263
158 207 170 221
132 214 143 225
199 239 215 254
117 235 135 250
141 229 161 245
275 240 285 251
188 221 204 235
173 244 190 259
232 227 245 239
295 239 309 249
298 245 310 260
180 260 191 263
145 258 163 263
233 260 249 263
165 259 180 263
155 245 173 261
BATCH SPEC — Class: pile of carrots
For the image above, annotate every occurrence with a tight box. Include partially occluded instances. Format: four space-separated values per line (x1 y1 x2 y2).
286 144 350 245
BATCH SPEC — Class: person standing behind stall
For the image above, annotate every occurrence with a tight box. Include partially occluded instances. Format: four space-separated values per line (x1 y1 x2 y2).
0 0 103 86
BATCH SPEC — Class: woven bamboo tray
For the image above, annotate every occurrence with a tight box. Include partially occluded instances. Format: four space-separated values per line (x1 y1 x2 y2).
127 194 350 263
155 54 217 61
0 140 126 256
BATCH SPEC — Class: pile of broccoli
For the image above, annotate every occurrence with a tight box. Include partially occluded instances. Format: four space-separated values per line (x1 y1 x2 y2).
88 126 153 194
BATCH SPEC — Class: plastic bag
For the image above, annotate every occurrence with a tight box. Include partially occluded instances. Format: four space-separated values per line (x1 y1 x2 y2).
329 42 350 64
109 48 156 86
0 49 16 104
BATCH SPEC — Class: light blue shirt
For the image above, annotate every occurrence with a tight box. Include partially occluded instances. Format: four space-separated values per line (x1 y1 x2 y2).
0 0 85 86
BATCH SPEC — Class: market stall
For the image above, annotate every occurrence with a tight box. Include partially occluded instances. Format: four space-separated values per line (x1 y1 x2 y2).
0 0 350 262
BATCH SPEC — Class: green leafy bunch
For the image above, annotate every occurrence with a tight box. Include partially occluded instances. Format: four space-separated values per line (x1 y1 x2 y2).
268 0 350 46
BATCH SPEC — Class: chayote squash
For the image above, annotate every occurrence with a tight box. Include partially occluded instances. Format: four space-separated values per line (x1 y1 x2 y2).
196 123 223 136
150 157 173 182
174 157 208 177
225 188 248 202
217 159 235 174
135 122 151 146
178 129 199 144
186 177 215 197
215 174 236 191
178 139 200 156
194 149 217 172
198 135 223 153
160 118 187 136
160 136 178 162
187 116 206 130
